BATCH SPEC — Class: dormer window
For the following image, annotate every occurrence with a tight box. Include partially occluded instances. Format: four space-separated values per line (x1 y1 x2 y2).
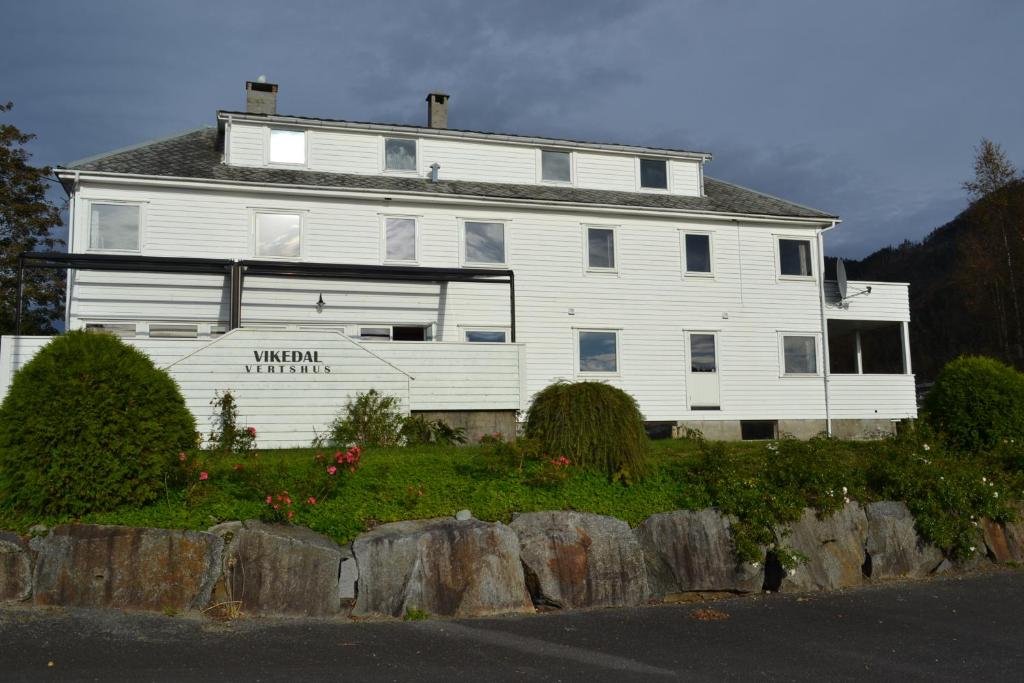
384 138 417 172
541 150 571 183
269 129 305 165
639 158 668 189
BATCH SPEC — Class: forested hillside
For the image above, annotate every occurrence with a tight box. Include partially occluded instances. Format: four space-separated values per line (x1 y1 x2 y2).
838 177 1024 381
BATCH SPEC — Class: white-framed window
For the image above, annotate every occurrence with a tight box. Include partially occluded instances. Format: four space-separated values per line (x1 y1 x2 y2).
464 328 509 343
382 216 418 263
688 332 718 373
540 149 572 183
638 157 669 190
584 225 617 272
268 129 306 165
384 137 418 172
779 333 819 375
576 328 620 375
88 202 141 252
777 237 814 278
358 325 430 342
682 231 713 276
254 211 302 259
462 220 508 266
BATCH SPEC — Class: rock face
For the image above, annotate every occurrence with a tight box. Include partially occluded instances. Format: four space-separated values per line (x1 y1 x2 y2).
0 531 32 602
864 502 944 579
213 521 352 617
510 511 648 609
635 509 762 597
31 525 222 611
980 518 1014 564
352 517 533 618
1003 505 1024 563
777 503 868 592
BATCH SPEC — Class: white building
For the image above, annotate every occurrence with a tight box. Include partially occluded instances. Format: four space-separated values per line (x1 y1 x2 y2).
2 82 916 445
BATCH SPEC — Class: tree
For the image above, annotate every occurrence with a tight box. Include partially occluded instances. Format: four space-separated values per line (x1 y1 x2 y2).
960 139 1023 362
0 102 64 334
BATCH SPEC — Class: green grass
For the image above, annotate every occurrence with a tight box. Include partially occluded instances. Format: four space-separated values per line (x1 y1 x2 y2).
2 432 1022 562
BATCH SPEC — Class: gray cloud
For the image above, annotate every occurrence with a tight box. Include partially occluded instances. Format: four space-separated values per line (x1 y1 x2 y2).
3 0 1021 259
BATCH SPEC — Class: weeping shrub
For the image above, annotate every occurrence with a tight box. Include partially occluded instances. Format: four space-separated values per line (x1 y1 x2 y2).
525 381 650 479
0 330 197 516
924 355 1024 453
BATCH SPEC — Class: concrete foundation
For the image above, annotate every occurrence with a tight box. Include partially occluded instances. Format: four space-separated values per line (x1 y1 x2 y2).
673 418 900 441
413 410 518 444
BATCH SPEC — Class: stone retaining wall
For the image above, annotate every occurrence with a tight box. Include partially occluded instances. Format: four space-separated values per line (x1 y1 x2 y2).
2 502 1022 619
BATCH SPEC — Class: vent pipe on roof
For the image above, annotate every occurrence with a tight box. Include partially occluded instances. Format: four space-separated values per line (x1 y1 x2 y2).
246 78 278 115
426 92 449 129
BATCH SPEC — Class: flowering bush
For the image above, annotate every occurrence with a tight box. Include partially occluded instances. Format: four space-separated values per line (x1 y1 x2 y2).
252 447 363 524
0 330 195 515
329 389 404 447
529 455 573 487
207 390 258 455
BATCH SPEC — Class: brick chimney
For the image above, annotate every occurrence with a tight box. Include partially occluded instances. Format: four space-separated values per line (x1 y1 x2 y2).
426 92 449 129
246 78 278 115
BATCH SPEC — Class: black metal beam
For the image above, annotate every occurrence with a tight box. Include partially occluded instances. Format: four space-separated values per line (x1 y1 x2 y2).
509 271 516 343
229 262 244 330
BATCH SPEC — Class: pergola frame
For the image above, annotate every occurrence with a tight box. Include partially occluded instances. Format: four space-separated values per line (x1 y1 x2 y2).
15 252 516 341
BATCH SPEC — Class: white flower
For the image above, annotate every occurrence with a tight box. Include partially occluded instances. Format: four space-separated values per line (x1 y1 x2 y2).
842 486 848 495
751 562 761 569
982 477 987 483
844 497 851 503
923 444 930 451
788 569 797 576
970 546 977 553
994 491 999 498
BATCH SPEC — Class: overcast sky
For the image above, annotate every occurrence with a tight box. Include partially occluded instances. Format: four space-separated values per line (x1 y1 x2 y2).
4 0 1022 258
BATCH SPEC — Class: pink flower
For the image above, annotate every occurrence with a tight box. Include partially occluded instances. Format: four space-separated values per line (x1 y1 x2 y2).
233 463 243 471
287 510 294 520
178 452 187 462
273 504 280 510
198 471 209 481
283 497 292 505
559 456 570 465
327 465 337 475
307 497 317 505
265 495 272 504
247 426 257 437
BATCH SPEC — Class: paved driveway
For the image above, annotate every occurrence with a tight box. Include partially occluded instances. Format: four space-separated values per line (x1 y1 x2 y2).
2 569 1022 681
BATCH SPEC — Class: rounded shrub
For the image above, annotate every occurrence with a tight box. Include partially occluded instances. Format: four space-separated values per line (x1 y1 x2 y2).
0 330 197 516
924 355 1024 453
525 381 650 478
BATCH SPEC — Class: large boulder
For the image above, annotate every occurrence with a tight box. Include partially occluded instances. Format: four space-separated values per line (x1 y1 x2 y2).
0 531 32 602
510 511 648 609
352 517 533 618
211 520 353 617
864 502 944 579
30 524 222 611
776 503 868 592
634 509 762 597
1004 505 1024 563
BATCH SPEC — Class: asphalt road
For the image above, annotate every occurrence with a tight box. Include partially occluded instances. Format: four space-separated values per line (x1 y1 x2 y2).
2 569 1023 682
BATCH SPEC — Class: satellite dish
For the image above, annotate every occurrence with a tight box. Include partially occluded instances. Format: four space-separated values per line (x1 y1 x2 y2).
836 258 848 301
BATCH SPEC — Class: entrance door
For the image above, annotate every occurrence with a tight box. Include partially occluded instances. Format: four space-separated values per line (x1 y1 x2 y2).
687 332 720 409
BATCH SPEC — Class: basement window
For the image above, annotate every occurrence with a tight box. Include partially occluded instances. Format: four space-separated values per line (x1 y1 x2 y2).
741 420 778 440
465 329 508 343
149 324 199 339
269 129 306 165
84 323 137 338
384 138 417 172
639 158 668 189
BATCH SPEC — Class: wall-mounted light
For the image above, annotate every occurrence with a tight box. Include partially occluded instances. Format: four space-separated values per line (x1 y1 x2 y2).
315 293 325 313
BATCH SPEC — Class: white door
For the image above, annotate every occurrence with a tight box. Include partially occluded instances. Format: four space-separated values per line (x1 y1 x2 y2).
687 332 720 409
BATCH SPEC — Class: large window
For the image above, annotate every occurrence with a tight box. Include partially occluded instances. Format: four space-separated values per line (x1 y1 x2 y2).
586 226 616 270
384 217 417 262
89 203 140 251
464 221 506 265
269 129 305 165
778 238 813 277
255 212 301 258
684 233 712 274
541 150 571 183
639 158 668 189
782 335 817 374
578 330 619 373
384 138 417 171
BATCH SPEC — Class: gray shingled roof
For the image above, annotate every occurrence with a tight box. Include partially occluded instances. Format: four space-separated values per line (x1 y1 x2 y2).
62 128 836 220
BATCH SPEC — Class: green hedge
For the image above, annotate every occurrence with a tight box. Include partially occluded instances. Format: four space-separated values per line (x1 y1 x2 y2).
0 330 196 515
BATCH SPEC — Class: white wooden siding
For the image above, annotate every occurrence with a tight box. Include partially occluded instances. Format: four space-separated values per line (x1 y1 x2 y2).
62 179 915 424
226 122 701 195
824 281 911 322
828 374 917 419
0 331 524 447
